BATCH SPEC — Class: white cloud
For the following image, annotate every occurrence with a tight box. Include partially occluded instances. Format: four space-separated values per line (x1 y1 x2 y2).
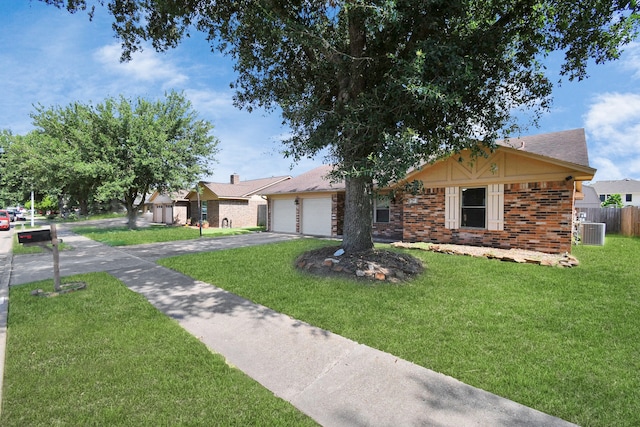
184 89 236 120
93 43 188 89
621 42 640 79
591 157 625 181
584 92 640 180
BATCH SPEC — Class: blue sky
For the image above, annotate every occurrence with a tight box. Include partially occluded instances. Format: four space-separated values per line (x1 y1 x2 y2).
1 2 639 183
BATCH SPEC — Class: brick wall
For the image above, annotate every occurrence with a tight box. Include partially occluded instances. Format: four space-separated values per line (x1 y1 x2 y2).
219 199 265 228
208 200 220 227
503 181 574 253
402 181 575 254
402 188 449 243
372 198 403 240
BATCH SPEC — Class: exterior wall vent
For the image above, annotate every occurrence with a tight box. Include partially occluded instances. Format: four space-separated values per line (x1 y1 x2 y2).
580 222 606 246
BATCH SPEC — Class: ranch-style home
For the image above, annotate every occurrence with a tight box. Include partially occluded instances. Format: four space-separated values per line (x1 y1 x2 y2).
185 174 291 228
147 174 291 227
144 190 190 225
264 128 596 254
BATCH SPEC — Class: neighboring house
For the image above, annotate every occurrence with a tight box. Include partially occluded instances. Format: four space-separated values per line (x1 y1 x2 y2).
265 128 596 254
145 190 190 225
186 174 291 228
264 164 345 236
589 179 640 207
575 185 602 209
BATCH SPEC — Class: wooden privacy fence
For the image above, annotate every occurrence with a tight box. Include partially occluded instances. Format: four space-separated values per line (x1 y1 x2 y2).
576 206 640 237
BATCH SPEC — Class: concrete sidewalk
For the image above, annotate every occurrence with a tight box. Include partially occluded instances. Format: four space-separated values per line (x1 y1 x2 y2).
5 229 577 426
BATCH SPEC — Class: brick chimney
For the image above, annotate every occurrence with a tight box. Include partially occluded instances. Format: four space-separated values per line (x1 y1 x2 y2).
230 173 240 184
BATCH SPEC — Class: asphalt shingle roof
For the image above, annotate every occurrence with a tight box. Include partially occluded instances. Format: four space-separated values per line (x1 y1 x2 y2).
497 128 590 167
264 164 344 194
589 179 640 194
204 176 291 198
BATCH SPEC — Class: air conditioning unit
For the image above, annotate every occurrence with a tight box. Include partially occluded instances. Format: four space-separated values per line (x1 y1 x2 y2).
580 222 606 246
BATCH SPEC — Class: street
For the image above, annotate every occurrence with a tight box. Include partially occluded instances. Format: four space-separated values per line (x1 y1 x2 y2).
0 225 12 257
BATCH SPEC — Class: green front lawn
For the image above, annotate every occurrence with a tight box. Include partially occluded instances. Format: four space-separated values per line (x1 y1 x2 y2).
1 273 316 426
71 225 265 246
158 235 640 427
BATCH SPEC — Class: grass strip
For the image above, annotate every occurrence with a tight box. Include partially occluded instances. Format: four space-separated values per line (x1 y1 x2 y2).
158 235 640 427
2 273 316 427
70 225 264 246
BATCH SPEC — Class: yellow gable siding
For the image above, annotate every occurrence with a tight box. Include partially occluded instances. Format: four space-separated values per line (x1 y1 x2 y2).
411 148 580 188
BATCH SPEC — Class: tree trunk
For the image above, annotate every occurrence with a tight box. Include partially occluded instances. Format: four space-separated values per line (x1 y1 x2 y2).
342 175 374 253
126 203 138 229
79 199 89 217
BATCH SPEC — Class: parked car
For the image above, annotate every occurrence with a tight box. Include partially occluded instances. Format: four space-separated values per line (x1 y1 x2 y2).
15 209 26 221
0 210 11 231
5 208 16 222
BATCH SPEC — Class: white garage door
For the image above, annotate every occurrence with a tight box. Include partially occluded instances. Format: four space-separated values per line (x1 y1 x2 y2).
154 205 163 223
301 197 332 236
164 205 173 225
272 199 296 233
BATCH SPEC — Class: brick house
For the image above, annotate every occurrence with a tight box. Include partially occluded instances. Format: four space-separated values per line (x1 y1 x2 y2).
265 128 596 254
186 174 291 228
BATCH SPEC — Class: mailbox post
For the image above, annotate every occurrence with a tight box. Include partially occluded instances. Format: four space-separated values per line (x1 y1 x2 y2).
50 224 61 292
17 224 62 292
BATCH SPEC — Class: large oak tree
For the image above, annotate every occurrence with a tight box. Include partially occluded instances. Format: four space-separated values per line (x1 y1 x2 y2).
44 0 639 251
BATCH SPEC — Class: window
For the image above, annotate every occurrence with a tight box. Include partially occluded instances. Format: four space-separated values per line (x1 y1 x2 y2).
626 194 632 202
446 185 502 231
201 202 208 221
461 187 486 228
599 194 606 202
374 197 390 223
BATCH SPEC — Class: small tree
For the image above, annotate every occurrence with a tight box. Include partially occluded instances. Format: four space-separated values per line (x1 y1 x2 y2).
38 195 59 214
602 194 623 208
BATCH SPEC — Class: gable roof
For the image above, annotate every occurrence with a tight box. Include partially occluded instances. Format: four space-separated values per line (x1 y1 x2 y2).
264 164 344 195
146 189 190 204
589 178 640 194
575 185 601 208
202 175 291 199
267 129 594 195
496 128 590 168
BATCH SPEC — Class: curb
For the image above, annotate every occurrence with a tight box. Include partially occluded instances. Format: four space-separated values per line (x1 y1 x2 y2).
0 251 13 417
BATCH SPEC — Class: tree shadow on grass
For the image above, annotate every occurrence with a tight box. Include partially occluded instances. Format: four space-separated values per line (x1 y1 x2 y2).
109 264 332 339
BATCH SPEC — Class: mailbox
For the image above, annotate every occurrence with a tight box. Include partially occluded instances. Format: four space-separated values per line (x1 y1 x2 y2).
18 229 52 245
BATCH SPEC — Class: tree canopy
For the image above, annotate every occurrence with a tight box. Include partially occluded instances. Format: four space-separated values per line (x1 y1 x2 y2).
1 91 219 227
602 193 624 208
42 0 640 250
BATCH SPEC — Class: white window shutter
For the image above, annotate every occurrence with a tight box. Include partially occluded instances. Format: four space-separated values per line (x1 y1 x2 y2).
487 184 504 231
445 187 459 229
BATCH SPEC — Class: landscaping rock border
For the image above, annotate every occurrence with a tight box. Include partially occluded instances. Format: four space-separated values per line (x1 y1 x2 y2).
390 242 579 268
295 246 424 283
